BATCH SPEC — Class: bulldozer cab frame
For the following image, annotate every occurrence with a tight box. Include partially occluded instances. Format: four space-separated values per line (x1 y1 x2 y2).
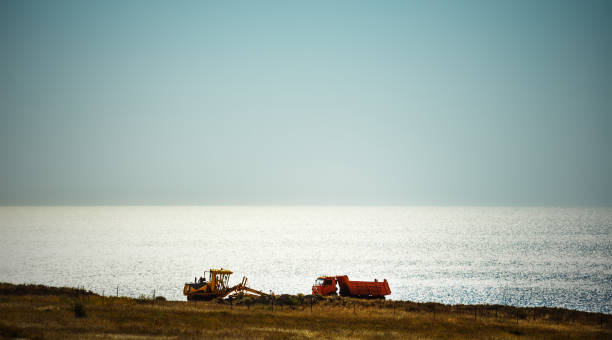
208 268 232 292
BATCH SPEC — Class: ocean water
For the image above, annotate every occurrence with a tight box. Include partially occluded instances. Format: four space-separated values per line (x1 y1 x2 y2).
0 206 610 313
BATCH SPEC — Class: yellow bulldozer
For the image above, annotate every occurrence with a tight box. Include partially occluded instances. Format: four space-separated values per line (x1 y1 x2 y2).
183 268 269 301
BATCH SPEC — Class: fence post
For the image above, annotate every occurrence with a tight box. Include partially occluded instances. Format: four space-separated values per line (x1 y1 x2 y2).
116 286 119 297
516 309 519 324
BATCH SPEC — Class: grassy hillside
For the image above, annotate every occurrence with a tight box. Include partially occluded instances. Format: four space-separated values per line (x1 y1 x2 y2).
0 283 609 339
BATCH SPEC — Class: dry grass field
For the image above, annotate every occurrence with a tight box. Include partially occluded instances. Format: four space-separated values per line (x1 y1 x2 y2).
0 283 609 339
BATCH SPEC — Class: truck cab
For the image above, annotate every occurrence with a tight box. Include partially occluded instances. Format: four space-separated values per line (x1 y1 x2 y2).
312 276 338 295
312 275 391 298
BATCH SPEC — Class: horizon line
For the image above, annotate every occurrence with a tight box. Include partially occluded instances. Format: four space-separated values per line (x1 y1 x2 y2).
1 204 611 208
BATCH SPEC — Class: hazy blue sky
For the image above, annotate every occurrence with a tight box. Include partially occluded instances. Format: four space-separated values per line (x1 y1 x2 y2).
1 0 610 205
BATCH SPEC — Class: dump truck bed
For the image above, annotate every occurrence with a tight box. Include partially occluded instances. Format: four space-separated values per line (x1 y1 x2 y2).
336 275 391 298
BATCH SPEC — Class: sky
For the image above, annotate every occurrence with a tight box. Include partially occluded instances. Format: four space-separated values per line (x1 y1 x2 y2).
0 0 610 205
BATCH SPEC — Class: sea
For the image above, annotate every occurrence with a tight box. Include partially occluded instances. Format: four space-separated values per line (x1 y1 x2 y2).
0 206 610 313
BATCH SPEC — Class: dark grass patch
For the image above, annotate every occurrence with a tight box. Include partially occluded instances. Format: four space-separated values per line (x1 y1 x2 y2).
0 321 27 338
0 282 96 298
73 301 87 318
0 321 44 340
508 328 524 335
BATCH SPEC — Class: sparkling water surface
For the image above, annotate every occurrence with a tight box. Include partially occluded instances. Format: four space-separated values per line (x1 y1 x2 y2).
0 206 610 313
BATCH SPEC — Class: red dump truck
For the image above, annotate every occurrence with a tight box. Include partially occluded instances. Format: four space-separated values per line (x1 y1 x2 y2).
312 275 391 299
